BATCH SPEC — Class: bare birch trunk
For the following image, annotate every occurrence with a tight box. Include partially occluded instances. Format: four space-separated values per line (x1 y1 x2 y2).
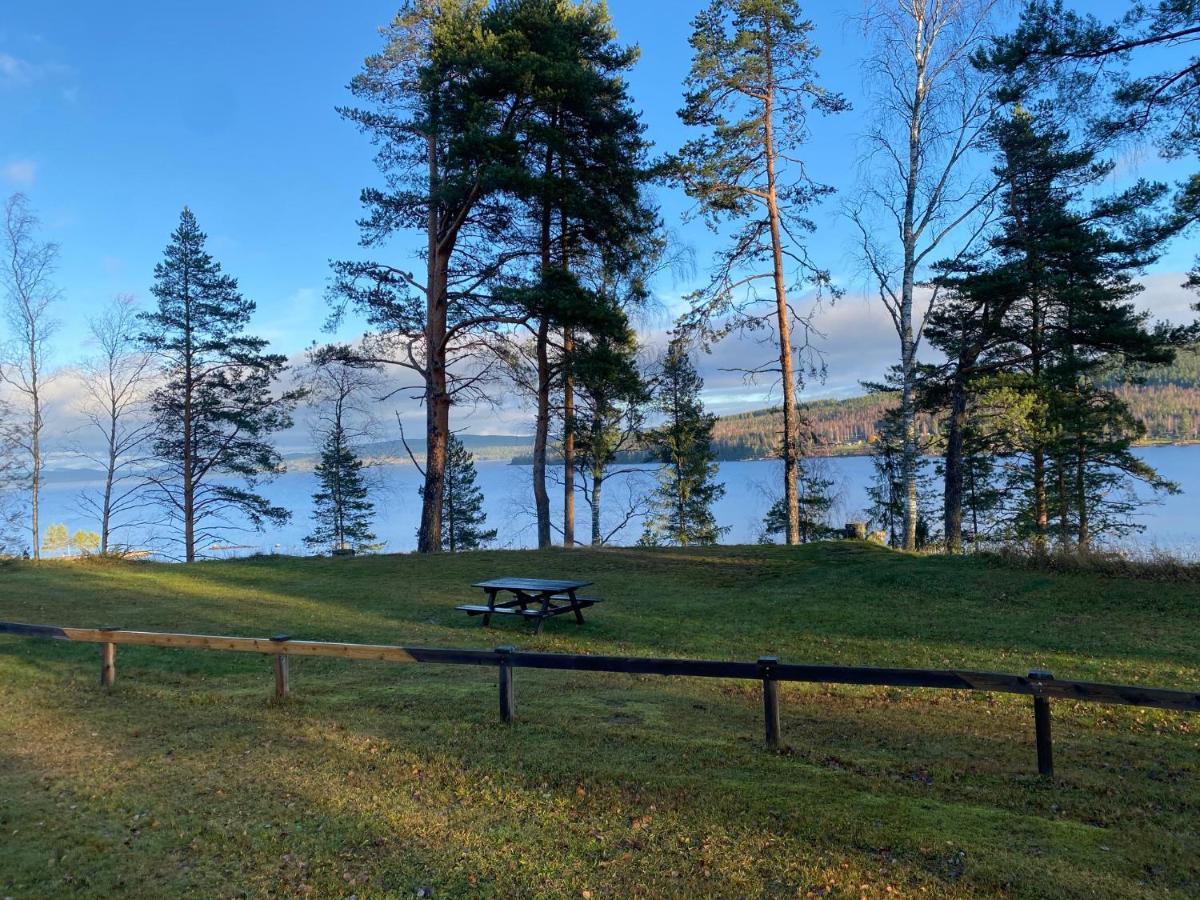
590 466 603 547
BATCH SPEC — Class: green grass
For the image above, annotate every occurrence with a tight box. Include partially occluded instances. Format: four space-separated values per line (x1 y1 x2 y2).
0 542 1197 898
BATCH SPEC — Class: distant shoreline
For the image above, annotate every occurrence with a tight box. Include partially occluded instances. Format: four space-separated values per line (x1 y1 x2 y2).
40 437 1200 483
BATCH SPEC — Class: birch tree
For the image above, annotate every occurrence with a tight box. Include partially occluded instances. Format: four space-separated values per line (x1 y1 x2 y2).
850 0 1002 551
0 193 60 559
78 295 156 554
676 0 847 546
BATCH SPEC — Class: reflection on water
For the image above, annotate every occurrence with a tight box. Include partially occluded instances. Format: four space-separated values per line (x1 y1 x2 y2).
33 445 1200 557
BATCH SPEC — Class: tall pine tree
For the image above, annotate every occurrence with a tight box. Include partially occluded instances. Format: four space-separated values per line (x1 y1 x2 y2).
641 336 726 546
140 208 302 562
676 0 847 546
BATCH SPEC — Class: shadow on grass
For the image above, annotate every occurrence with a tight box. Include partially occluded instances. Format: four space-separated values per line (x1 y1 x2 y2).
1 637 1198 897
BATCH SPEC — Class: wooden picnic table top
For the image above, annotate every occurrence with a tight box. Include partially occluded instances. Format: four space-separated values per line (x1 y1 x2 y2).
472 577 592 592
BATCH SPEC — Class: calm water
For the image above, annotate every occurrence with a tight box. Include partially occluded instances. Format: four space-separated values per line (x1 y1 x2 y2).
35 445 1200 557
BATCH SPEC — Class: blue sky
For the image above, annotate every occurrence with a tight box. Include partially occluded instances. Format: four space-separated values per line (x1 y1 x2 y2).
2 0 1196 433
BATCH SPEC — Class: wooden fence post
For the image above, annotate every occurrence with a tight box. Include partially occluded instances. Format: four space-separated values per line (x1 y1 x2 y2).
270 634 290 699
759 656 781 750
99 626 120 688
1029 670 1054 777
497 646 515 724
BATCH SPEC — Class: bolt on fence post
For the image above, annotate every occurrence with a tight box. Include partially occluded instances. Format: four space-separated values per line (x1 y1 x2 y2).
99 626 120 688
270 634 291 699
1029 670 1054 777
758 656 781 751
497 646 516 724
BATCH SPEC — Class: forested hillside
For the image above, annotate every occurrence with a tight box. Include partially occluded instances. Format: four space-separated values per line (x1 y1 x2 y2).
438 349 1200 468
714 347 1200 459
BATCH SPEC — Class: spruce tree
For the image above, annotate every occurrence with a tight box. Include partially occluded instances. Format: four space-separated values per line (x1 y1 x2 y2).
423 435 496 552
306 422 376 554
571 322 649 546
140 208 303 562
928 107 1186 550
761 456 836 544
641 336 726 546
866 406 935 547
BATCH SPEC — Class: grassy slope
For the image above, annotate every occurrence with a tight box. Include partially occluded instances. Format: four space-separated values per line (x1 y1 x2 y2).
0 543 1196 898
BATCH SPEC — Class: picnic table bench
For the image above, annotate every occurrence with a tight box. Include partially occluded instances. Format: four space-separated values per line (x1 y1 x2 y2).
456 577 602 634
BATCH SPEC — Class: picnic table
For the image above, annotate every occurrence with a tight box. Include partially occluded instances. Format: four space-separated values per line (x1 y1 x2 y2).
455 577 602 634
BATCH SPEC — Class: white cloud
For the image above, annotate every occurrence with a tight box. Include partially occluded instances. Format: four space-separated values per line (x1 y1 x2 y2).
0 52 33 84
2 159 36 186
1133 271 1198 325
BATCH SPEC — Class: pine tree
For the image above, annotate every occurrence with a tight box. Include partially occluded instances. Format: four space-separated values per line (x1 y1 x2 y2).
306 422 376 555
485 0 656 550
676 0 847 546
641 336 726 546
140 208 303 562
425 435 496 552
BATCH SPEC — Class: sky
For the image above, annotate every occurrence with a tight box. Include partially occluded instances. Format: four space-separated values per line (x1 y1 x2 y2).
2 0 1197 447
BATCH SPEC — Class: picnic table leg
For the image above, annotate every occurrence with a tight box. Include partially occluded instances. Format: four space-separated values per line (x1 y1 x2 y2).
534 591 551 635
568 589 585 625
482 588 498 627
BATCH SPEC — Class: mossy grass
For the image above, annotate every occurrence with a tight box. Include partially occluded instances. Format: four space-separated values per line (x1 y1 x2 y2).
1 542 1196 897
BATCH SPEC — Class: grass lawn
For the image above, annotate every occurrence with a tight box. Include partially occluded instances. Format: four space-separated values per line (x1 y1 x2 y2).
0 542 1197 898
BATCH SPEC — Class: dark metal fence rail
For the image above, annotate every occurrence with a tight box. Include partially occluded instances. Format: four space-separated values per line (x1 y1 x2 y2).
3 620 1198 777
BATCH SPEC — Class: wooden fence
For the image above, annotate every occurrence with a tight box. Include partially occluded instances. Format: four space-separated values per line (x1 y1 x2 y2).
3 619 1198 778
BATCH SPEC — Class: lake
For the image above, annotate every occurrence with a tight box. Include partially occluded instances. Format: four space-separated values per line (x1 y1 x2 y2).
34 444 1200 557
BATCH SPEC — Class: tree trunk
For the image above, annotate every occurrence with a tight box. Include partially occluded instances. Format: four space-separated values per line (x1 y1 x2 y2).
418 254 450 554
182 292 195 563
1075 443 1089 551
562 328 575 548
762 50 800 546
417 133 448 554
1056 455 1071 551
943 371 968 553
29 376 40 560
533 315 552 549
101 419 117 555
590 467 603 547
560 194 575 548
898 7 929 553
1032 447 1048 551
531 151 554 551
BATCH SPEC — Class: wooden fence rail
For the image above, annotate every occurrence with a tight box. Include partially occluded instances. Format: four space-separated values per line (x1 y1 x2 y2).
2 619 1198 778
